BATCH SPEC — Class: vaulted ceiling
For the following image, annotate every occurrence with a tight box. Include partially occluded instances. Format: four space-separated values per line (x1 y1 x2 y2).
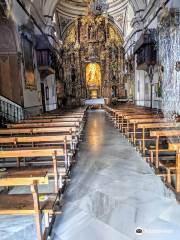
56 0 130 35
56 0 128 18
42 0 148 37
43 0 148 15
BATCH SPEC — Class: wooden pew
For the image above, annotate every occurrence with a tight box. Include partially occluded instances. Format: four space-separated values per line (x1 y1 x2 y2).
23 117 83 123
122 114 164 135
128 118 170 144
0 168 58 240
105 105 180 200
7 121 80 129
137 122 180 154
117 112 155 132
0 134 74 149
115 111 162 130
0 126 77 136
0 109 86 239
149 130 180 169
0 147 65 193
0 135 76 172
30 113 85 120
169 143 180 197
156 143 180 199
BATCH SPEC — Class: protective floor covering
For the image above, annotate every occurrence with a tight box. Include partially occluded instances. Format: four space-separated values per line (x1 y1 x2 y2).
0 111 180 240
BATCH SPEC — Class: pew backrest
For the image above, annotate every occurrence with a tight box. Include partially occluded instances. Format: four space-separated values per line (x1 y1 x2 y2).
150 130 180 137
0 148 64 158
7 122 80 129
0 127 77 135
129 118 167 124
23 117 83 123
137 122 180 129
0 135 73 145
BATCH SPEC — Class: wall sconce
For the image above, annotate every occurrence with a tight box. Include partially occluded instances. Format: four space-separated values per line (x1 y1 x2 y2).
175 61 180 71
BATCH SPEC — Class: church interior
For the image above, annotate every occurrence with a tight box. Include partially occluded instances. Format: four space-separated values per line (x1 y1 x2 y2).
0 0 180 239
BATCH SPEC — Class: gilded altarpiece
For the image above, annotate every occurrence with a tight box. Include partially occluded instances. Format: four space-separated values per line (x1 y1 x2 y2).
62 12 125 103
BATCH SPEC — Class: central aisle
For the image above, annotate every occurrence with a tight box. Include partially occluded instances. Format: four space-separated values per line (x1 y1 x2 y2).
52 111 180 240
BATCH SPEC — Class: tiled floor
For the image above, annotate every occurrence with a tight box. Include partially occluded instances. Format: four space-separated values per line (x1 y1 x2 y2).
51 111 180 240
1 110 180 240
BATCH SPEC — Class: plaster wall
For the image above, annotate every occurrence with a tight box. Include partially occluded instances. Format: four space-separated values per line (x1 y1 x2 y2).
10 1 43 112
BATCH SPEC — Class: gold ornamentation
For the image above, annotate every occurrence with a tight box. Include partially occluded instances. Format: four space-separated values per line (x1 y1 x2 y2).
86 63 101 88
109 26 123 44
64 26 76 46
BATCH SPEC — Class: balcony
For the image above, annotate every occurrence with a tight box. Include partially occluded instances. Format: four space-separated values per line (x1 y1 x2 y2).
134 29 157 71
36 35 55 78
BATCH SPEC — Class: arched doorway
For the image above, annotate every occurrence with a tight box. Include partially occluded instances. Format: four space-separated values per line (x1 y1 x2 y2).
86 63 101 99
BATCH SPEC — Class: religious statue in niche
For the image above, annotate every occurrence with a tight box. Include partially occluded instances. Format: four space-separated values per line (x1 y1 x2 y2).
88 25 96 41
86 63 101 88
97 24 105 42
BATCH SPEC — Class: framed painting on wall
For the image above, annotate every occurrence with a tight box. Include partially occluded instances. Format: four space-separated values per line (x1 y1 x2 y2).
21 35 36 90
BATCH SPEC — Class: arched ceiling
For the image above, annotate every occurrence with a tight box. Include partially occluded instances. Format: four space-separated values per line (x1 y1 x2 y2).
42 0 148 18
42 0 148 38
56 0 128 18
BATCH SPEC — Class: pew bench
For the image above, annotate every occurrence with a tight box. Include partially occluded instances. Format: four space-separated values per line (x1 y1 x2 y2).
128 118 168 144
23 117 84 123
7 121 80 129
148 130 180 169
0 168 59 240
136 122 180 154
30 113 85 120
0 147 67 193
156 143 180 200
0 135 76 173
0 126 78 137
122 114 164 136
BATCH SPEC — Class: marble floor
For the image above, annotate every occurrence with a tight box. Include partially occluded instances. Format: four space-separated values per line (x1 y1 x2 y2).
51 111 180 240
1 110 180 240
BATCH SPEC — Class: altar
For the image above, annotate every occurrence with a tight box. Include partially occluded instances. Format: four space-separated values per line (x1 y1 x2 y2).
85 98 105 105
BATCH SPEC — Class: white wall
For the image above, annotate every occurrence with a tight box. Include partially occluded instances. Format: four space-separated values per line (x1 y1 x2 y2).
10 1 43 113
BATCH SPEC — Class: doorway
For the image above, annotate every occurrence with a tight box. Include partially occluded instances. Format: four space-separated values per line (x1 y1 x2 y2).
41 83 46 113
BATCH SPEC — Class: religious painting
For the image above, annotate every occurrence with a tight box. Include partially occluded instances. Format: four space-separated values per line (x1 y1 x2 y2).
22 35 36 89
86 63 101 88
